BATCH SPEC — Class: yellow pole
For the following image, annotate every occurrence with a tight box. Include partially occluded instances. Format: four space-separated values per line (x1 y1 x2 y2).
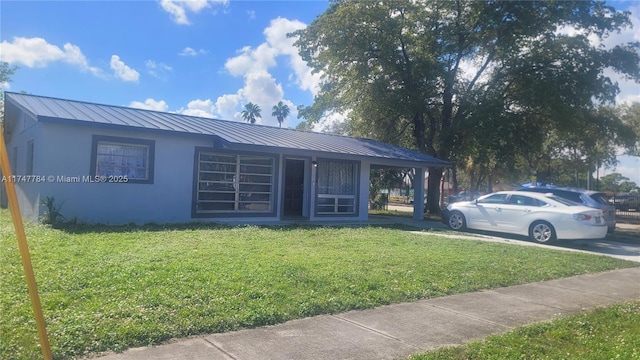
0 124 53 360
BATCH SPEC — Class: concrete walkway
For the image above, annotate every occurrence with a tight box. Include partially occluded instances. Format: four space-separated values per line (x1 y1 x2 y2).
94 267 640 360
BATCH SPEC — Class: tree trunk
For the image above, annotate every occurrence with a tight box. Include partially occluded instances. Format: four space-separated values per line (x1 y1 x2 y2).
427 167 443 214
452 166 459 193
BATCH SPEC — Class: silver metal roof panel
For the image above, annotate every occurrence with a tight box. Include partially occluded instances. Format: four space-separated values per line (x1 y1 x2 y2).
4 92 449 167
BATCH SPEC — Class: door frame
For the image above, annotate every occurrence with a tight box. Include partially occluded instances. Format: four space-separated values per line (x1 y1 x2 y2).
281 157 312 219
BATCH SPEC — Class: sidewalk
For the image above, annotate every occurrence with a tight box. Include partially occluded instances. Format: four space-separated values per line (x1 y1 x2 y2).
94 267 640 360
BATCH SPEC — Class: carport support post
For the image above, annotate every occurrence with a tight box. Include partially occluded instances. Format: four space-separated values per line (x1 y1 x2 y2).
413 167 425 220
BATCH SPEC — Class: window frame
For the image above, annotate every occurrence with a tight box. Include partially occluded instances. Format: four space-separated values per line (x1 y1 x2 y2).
314 158 360 217
90 135 155 184
507 194 544 207
192 148 279 218
477 193 508 204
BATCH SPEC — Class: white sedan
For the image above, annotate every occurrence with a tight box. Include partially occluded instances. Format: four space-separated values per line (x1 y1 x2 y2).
443 191 608 243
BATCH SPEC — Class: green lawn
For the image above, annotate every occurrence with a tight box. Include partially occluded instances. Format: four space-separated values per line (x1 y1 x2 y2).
1 209 637 359
410 301 640 360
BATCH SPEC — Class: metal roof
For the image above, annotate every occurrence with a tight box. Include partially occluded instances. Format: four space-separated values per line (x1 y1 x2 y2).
4 92 449 167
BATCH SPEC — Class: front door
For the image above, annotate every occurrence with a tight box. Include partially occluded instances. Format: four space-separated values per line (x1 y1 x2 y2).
283 159 305 217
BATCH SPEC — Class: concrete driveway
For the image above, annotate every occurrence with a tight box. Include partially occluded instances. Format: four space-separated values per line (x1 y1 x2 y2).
432 231 640 263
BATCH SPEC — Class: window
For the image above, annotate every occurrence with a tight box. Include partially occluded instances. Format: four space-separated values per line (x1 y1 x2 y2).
90 135 155 184
508 195 542 206
477 193 507 204
195 152 275 214
316 160 358 215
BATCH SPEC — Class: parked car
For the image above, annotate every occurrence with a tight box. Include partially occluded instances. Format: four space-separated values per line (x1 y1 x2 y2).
517 185 616 232
447 190 483 204
608 193 640 211
443 191 608 244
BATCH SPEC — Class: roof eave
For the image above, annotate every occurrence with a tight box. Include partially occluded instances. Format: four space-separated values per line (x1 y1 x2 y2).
223 143 450 168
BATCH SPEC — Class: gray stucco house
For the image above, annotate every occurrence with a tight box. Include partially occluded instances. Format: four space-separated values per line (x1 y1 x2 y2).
2 92 448 224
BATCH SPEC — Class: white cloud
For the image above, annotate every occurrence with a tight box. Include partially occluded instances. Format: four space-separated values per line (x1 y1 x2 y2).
129 98 169 112
0 82 10 90
619 94 640 105
263 17 321 95
214 93 243 121
216 17 322 126
179 47 197 56
243 70 284 107
178 47 207 56
145 60 172 80
160 0 228 25
224 44 277 77
178 98 216 118
110 55 140 82
0 36 103 77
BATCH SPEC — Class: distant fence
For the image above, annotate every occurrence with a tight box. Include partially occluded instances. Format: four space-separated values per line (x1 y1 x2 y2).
609 193 640 223
616 209 640 223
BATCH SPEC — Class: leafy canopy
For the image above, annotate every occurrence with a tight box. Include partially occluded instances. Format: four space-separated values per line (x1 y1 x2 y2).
293 0 640 209
241 102 262 124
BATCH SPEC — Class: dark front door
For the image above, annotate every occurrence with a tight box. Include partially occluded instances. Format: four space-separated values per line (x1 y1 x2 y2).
284 159 305 217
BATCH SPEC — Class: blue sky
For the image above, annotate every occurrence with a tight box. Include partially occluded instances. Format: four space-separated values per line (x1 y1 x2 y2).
1 0 638 185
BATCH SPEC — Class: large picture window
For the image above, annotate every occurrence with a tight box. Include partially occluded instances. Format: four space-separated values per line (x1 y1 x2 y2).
316 160 358 215
90 135 155 184
196 151 275 214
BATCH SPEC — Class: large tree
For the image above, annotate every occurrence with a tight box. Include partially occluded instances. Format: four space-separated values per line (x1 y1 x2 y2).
599 172 637 193
620 102 640 157
294 0 640 213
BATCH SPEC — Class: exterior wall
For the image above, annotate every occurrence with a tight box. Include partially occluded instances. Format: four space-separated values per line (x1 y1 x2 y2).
3 112 41 220
34 122 215 224
7 119 376 225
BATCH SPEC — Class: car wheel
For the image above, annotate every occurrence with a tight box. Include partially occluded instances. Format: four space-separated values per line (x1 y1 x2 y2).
448 211 466 231
529 221 556 244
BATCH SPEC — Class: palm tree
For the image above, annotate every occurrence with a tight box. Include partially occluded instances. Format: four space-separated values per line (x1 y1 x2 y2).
271 101 290 128
241 102 262 124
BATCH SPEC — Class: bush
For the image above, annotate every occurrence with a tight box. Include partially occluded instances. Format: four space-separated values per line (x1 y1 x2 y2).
41 196 65 225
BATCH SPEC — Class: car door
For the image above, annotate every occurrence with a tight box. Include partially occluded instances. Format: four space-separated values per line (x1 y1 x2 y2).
466 193 508 230
500 194 542 234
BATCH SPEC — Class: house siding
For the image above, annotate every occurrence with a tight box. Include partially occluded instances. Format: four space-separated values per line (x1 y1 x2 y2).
31 122 212 224
3 111 41 220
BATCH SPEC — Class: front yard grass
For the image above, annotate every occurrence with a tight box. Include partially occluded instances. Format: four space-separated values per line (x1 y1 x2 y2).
410 301 640 360
1 209 637 359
